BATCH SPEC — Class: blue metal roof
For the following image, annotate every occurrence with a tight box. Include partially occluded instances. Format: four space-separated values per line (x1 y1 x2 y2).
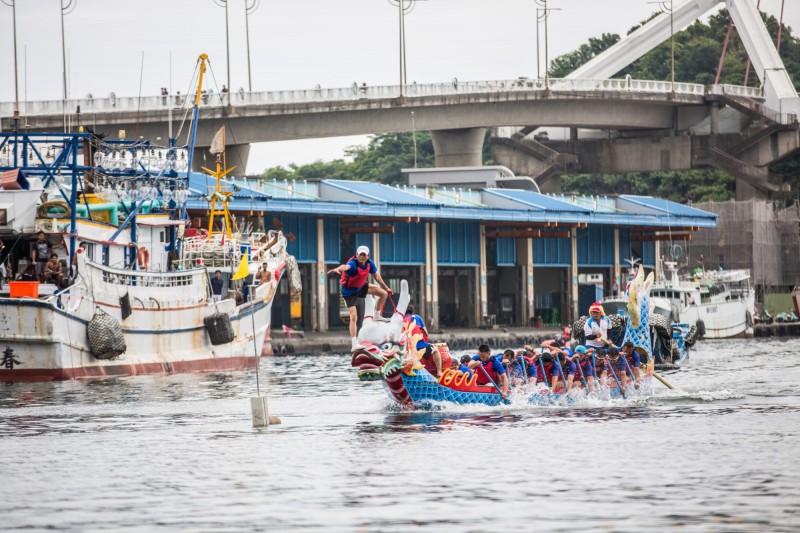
484 189 592 213
188 172 270 200
321 179 440 206
184 181 717 229
618 195 717 219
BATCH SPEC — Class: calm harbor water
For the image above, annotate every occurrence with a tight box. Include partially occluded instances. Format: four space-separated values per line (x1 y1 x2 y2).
1 338 799 531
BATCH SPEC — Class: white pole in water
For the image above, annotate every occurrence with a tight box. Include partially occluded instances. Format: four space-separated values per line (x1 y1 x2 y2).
249 283 271 427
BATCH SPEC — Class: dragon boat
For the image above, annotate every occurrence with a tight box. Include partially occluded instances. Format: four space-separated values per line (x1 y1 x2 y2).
351 269 659 410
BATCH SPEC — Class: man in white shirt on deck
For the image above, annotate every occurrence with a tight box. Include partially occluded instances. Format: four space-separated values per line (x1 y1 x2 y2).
584 302 611 351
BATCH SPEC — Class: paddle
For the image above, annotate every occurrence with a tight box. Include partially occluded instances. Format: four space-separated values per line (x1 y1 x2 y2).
652 372 676 390
477 360 511 404
605 355 627 399
575 356 589 389
552 353 569 394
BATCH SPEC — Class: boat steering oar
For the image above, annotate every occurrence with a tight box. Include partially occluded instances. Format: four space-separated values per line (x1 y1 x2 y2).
477 363 510 405
652 372 676 390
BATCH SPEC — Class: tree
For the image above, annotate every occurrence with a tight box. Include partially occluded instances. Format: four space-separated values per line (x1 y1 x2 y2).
551 9 800 203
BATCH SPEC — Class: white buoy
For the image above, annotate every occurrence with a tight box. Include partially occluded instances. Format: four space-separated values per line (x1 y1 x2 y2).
250 395 270 428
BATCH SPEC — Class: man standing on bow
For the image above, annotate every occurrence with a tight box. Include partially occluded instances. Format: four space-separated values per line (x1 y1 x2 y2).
328 245 392 351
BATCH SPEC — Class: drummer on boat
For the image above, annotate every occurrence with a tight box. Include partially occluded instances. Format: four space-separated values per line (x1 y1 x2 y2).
584 302 611 353
403 305 443 378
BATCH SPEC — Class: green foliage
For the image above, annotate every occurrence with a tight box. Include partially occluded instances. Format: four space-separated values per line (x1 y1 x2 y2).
562 170 735 203
258 131 494 186
550 9 800 202
548 33 620 79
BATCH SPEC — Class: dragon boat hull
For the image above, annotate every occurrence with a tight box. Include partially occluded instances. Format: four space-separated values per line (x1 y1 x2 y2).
355 346 654 410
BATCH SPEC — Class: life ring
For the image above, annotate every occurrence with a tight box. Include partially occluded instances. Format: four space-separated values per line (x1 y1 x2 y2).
137 247 150 270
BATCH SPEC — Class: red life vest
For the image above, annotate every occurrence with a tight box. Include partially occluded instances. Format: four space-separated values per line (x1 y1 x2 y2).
475 358 500 386
536 361 555 384
574 359 591 382
340 256 371 289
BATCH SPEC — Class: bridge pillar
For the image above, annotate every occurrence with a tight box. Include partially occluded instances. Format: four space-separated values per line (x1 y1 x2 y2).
431 128 486 167
193 144 251 175
710 102 720 135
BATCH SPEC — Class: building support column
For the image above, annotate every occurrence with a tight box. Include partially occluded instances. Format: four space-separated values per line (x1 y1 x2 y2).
654 240 661 281
430 222 439 330
430 127 486 167
372 222 381 265
476 224 488 326
570 227 579 325
516 237 534 326
424 222 433 327
316 218 328 332
613 228 621 297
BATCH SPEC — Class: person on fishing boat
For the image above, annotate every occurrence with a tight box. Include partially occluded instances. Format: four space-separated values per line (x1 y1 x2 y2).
468 344 509 400
30 231 51 282
619 341 642 389
404 305 442 378
328 245 392 351
43 253 63 286
571 345 596 392
584 302 612 351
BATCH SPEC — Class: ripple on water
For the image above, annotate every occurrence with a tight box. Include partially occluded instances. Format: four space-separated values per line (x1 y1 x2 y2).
1 339 799 531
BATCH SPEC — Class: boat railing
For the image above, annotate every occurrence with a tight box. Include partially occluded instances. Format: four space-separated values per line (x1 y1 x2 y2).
85 258 206 288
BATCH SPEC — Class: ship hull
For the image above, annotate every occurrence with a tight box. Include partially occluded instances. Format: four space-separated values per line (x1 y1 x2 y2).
0 296 271 381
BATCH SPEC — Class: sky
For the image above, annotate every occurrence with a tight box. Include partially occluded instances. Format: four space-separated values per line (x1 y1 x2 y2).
1 0 797 174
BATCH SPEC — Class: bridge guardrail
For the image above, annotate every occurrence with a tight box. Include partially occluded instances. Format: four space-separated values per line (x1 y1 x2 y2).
0 78 717 118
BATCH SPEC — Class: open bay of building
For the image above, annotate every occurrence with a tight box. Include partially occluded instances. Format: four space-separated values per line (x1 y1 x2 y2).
1 337 798 531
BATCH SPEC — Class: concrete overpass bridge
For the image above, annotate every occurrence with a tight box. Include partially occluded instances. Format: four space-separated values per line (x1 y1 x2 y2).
1 0 798 199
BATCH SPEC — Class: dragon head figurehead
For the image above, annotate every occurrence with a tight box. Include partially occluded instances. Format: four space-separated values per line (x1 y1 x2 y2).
623 265 655 363
350 280 426 408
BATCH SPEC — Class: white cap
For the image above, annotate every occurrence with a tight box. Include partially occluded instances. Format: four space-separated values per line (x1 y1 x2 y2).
356 245 370 256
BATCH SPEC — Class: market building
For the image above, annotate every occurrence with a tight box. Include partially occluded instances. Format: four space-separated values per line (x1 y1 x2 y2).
186 168 717 332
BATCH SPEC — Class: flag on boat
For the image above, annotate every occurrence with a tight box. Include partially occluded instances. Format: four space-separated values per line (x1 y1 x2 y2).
209 126 225 155
231 251 249 281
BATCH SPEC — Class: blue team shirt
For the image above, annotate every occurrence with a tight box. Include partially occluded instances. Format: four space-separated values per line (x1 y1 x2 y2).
458 364 473 378
509 359 537 380
471 354 507 376
406 314 425 330
557 359 576 379
341 258 377 296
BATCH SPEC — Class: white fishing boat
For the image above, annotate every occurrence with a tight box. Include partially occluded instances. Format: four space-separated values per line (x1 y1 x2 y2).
0 54 297 381
650 262 755 339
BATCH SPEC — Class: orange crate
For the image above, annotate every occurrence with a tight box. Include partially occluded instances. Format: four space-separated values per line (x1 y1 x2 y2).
9 281 39 298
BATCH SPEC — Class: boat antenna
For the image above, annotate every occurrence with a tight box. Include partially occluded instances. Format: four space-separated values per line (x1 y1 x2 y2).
135 51 144 139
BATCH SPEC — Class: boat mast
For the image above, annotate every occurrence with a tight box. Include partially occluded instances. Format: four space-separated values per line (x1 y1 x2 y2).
185 53 236 239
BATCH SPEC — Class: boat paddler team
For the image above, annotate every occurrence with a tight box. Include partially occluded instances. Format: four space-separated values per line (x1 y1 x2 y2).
454 301 642 395
328 246 393 351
